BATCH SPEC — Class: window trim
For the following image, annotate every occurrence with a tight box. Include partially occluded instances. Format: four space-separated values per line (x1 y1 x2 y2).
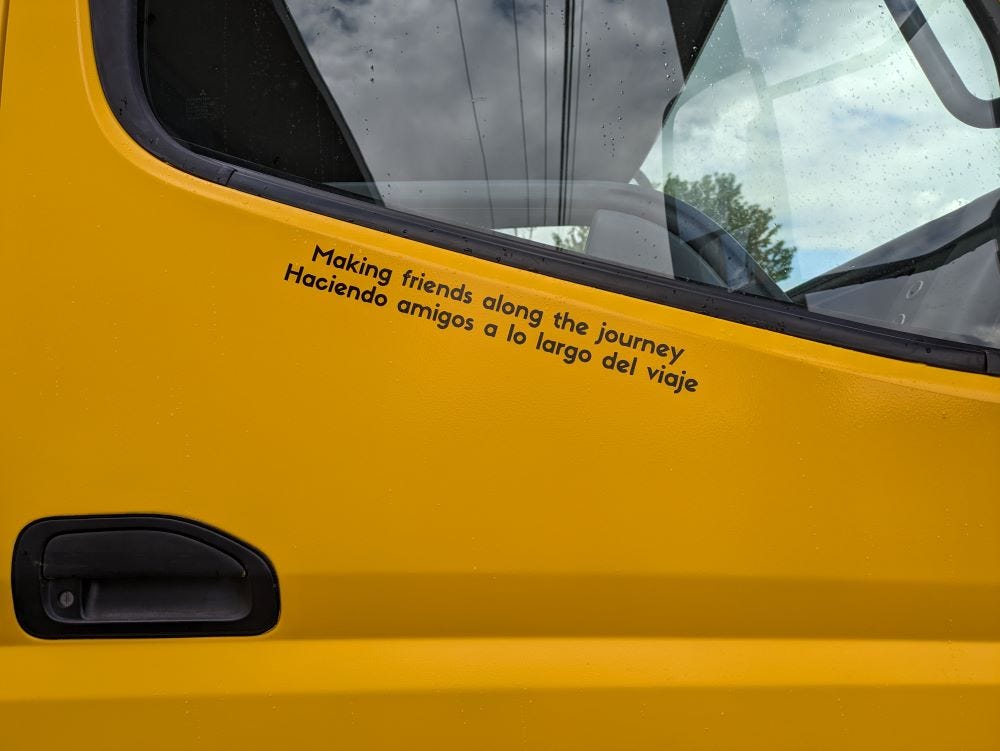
90 0 1000 377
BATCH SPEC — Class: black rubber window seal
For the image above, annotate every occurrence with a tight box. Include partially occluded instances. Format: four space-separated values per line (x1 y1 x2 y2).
89 0 1000 377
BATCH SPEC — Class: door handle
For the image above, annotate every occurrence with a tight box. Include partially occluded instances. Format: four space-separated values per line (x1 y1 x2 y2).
12 516 279 638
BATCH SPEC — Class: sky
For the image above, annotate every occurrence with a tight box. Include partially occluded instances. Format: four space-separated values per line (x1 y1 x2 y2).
643 0 1000 285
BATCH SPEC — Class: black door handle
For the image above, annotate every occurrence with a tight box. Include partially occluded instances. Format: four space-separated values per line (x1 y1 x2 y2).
12 516 279 638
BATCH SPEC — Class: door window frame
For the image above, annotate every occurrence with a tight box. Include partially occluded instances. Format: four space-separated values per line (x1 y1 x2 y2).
90 0 1000 376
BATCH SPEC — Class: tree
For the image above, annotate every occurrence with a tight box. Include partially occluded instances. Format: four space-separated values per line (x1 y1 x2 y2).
662 172 795 282
550 225 590 253
552 172 796 283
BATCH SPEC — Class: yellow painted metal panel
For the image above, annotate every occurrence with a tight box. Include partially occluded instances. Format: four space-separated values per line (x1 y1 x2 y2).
2 639 1000 749
0 0 9 97
0 0 998 747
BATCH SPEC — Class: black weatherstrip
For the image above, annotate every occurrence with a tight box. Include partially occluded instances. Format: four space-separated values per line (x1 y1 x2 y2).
90 0 1000 376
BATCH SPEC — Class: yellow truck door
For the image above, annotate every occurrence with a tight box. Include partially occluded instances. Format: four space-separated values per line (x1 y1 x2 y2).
2 0 1000 748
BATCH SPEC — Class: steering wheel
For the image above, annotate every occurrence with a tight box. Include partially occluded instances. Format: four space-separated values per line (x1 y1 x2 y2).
581 182 790 302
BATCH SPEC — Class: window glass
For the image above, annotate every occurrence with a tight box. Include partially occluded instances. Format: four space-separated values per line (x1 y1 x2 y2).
142 0 1000 349
931 0 1000 101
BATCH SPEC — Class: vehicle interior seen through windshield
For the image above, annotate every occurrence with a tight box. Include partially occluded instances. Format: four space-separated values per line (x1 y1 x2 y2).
142 0 1000 349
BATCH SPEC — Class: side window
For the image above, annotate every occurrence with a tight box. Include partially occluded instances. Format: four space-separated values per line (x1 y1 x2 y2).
140 0 1000 352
